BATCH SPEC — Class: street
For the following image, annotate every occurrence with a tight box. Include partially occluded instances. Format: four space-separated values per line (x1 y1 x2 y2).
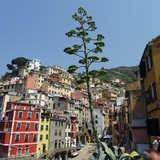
68 143 95 160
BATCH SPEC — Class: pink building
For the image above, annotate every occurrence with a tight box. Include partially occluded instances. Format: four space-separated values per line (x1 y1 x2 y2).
25 72 39 89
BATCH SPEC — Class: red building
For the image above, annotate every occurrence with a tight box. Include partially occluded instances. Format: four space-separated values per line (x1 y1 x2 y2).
0 102 40 158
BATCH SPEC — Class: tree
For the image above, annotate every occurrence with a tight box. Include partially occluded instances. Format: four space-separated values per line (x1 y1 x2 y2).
8 57 30 70
64 7 108 159
6 57 30 77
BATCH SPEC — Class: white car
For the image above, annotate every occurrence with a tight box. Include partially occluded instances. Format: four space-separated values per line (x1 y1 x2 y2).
71 151 79 158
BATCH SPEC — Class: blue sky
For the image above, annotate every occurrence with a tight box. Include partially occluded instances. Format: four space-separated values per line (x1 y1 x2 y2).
0 0 160 77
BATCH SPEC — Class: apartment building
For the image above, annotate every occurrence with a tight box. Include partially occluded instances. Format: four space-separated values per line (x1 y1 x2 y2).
48 113 67 159
25 72 40 89
126 78 149 153
2 77 24 93
0 93 22 119
25 59 41 71
92 101 106 138
139 35 160 143
0 102 40 158
37 108 51 159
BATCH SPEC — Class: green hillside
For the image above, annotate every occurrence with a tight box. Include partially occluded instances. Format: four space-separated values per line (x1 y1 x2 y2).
100 66 138 83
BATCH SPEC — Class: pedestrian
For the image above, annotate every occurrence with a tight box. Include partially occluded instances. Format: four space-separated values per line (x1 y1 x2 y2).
152 136 160 150
143 149 160 160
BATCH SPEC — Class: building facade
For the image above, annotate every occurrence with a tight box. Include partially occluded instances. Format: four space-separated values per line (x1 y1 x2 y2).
139 35 160 144
0 102 40 158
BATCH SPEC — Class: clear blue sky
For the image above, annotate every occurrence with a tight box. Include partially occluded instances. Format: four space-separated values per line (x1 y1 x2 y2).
0 0 160 77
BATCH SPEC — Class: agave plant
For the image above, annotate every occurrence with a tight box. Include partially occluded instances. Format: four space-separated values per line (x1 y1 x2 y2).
91 142 142 160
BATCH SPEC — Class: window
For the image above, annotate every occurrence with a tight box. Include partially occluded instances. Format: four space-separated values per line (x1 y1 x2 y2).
59 130 62 136
25 147 29 155
151 82 157 102
147 49 153 71
146 82 157 105
0 133 3 140
42 144 46 153
55 140 57 149
46 125 48 131
16 134 20 141
41 125 43 130
34 123 38 130
40 135 43 140
17 122 21 129
55 121 57 126
26 123 30 129
27 112 32 119
46 134 48 140
59 140 61 148
55 129 57 136
5 123 9 129
18 111 23 118
46 117 49 122
25 134 29 141
59 122 63 126
42 117 44 121
17 147 22 156
36 112 39 119
33 134 37 140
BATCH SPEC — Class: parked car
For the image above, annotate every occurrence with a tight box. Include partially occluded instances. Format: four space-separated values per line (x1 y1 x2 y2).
70 151 79 158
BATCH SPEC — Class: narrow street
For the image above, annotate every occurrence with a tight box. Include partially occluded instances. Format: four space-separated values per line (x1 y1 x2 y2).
68 143 95 160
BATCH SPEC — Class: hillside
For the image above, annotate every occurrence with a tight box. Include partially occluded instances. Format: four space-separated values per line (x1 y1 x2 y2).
101 66 139 83
0 62 139 84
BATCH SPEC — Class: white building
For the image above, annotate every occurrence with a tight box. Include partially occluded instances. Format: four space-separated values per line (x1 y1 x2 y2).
88 104 106 138
94 108 106 138
25 59 41 71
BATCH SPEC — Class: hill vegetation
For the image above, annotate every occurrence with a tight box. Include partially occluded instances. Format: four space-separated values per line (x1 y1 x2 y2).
0 56 138 84
100 66 138 83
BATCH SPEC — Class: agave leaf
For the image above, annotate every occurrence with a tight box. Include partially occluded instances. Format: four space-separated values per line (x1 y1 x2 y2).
119 153 133 160
129 151 141 159
112 146 119 158
119 147 125 155
101 142 117 160
99 149 107 160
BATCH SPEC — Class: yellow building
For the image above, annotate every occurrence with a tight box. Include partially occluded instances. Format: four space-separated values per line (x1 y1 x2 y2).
102 89 117 100
139 35 160 142
37 108 50 159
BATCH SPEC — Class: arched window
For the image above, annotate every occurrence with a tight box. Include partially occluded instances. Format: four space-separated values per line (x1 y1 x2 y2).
25 146 29 155
17 147 22 156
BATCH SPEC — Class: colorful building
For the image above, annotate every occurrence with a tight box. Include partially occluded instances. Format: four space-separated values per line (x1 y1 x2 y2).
0 102 40 158
48 113 67 160
37 108 51 159
139 35 160 143
126 75 149 153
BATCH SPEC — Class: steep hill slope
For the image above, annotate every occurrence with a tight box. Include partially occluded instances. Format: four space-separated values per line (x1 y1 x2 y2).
101 66 138 83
